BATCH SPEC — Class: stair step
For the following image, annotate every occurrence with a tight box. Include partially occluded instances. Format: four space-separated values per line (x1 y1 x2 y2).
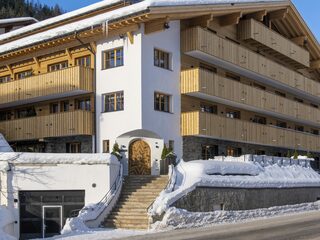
105 218 149 225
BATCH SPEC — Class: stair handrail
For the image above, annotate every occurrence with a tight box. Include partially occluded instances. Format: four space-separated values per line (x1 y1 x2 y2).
147 164 176 212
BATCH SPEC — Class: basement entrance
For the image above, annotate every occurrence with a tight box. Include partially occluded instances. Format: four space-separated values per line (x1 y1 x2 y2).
19 190 85 239
129 140 151 175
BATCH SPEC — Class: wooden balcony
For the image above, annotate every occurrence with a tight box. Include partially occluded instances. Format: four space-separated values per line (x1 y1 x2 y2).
181 68 320 127
0 110 93 141
238 19 310 68
181 111 320 152
181 27 320 102
0 66 93 108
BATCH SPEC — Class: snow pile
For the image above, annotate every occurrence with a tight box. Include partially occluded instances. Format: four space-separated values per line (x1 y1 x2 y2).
0 152 118 165
0 0 285 54
150 157 320 215
153 201 320 230
0 206 15 240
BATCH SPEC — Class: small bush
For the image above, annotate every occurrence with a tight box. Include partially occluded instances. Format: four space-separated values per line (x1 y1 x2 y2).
112 142 121 160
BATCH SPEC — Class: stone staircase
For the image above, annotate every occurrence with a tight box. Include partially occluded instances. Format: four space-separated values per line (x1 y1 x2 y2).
103 175 168 229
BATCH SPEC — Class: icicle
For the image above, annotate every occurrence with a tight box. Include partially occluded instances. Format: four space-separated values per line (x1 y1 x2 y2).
102 20 109 37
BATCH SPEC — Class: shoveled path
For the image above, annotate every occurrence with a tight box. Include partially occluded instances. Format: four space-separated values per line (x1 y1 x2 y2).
119 211 320 240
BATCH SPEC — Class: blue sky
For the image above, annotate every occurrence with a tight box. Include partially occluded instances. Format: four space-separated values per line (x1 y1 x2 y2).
39 0 319 41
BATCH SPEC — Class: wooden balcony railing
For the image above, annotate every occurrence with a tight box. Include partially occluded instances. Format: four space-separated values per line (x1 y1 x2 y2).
181 68 320 126
0 66 93 106
181 27 320 100
181 111 320 152
238 19 310 68
0 110 93 141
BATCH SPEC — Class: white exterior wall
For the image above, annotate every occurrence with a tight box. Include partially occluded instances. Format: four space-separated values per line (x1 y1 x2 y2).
5 163 119 238
96 29 143 151
95 21 182 174
141 21 182 159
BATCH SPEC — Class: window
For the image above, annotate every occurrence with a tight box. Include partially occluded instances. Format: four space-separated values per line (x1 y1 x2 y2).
154 49 170 70
61 101 69 112
275 91 286 98
49 103 59 114
15 70 32 80
15 107 36 119
102 47 123 69
154 92 171 113
48 61 68 72
199 63 216 73
311 129 319 135
252 83 266 90
0 75 10 83
200 104 217 114
255 150 266 155
227 146 242 157
168 140 174 151
75 56 91 67
103 91 124 112
66 142 81 153
226 109 240 119
0 111 11 121
226 72 240 81
276 121 287 128
103 140 110 153
76 98 91 111
202 145 218 160
252 115 266 125
295 125 304 132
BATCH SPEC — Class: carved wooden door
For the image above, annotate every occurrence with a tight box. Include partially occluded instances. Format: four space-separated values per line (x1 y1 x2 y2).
129 140 151 175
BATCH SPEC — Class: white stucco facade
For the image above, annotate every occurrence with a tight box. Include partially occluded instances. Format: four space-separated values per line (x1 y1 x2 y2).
95 21 182 175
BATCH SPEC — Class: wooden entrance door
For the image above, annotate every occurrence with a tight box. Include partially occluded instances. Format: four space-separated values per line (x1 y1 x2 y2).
129 140 151 175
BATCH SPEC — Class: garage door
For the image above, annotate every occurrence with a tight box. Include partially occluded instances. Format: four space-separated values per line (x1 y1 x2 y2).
19 190 85 239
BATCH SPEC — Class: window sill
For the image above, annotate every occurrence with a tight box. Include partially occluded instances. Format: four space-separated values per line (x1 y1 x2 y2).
154 109 174 114
154 65 173 72
101 65 124 71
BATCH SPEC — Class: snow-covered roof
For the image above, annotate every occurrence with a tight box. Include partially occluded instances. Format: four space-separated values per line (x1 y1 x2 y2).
150 155 320 215
0 17 38 25
0 152 119 165
0 0 122 42
0 0 287 55
0 134 13 153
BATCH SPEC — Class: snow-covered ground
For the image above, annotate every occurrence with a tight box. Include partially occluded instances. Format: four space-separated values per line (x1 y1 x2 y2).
150 156 320 216
152 201 320 230
42 228 149 240
0 206 15 240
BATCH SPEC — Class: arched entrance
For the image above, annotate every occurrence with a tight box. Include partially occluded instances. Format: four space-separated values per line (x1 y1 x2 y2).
129 140 151 175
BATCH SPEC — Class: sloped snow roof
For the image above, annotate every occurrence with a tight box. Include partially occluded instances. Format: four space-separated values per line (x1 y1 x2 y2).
0 0 287 55
0 134 13 153
0 17 38 25
0 0 123 42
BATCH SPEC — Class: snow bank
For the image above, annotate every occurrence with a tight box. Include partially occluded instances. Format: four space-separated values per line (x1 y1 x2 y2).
150 156 320 215
0 134 13 153
0 0 285 54
153 201 320 230
0 152 118 165
0 206 15 240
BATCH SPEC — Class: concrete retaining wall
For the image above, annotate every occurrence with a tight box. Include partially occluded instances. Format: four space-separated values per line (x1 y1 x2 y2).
173 187 320 212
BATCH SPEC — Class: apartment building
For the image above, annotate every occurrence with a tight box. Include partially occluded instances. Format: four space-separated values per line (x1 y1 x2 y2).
0 0 319 174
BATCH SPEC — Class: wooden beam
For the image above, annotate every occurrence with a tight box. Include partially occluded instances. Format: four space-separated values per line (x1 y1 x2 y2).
144 18 168 35
268 8 289 20
126 32 134 44
89 42 97 54
219 12 242 26
65 48 72 62
245 10 267 21
6 64 12 75
310 60 320 69
291 36 308 46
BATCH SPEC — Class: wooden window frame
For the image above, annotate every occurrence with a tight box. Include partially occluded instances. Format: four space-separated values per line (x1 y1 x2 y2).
103 91 124 112
201 145 218 160
66 142 81 153
0 75 11 83
226 109 241 119
15 70 32 80
200 103 217 114
50 102 59 114
102 47 124 69
103 140 110 153
154 92 171 113
75 98 91 111
61 101 70 112
154 48 171 70
75 55 91 67
48 61 68 72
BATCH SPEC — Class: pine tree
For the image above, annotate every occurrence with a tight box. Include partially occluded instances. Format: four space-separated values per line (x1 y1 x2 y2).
0 0 63 21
